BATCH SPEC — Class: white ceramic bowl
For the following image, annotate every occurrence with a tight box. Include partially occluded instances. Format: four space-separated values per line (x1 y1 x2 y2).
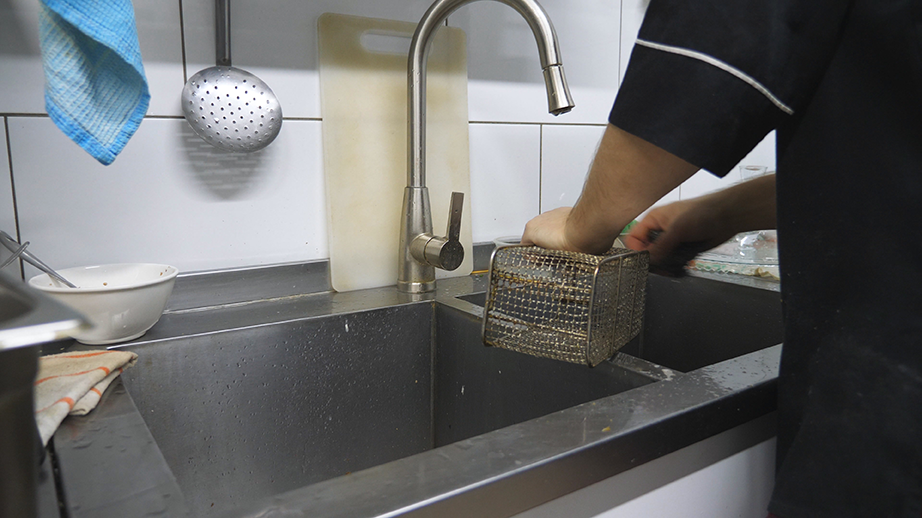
493 235 522 248
29 263 178 345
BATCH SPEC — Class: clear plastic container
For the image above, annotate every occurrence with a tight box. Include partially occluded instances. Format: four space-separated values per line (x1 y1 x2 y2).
691 230 780 279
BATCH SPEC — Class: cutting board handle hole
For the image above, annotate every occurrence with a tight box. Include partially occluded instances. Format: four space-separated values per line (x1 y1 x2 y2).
361 31 413 55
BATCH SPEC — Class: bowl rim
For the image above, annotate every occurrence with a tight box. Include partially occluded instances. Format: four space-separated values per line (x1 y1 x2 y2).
28 263 179 294
492 235 523 247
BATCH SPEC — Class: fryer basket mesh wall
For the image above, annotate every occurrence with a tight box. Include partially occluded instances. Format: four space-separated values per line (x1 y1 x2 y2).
483 246 649 366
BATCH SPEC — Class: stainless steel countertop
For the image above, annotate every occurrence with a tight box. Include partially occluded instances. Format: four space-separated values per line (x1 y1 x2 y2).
0 270 84 350
39 251 782 517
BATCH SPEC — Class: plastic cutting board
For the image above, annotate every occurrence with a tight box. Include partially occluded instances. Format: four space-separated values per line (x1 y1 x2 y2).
318 13 473 292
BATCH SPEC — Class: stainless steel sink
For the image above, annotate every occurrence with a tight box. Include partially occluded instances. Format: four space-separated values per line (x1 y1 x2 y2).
114 271 782 518
1 271 85 518
121 302 661 517
459 273 784 373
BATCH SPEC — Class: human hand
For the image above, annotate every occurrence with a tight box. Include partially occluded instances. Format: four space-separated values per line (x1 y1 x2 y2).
520 124 702 256
624 197 735 271
521 207 578 251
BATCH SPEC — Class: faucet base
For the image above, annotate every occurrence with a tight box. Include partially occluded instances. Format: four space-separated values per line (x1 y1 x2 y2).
397 279 437 294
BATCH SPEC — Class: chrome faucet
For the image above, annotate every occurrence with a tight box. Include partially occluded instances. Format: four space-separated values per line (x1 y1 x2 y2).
398 0 575 293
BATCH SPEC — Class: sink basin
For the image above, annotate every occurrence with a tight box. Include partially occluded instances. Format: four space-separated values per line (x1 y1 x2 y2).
116 272 782 518
121 301 659 516
461 274 784 373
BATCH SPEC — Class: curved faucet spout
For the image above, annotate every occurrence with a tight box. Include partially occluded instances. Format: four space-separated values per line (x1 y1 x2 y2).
398 0 574 293
407 0 575 188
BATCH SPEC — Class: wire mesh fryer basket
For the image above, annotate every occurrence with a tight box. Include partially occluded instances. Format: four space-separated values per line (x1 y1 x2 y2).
481 245 649 367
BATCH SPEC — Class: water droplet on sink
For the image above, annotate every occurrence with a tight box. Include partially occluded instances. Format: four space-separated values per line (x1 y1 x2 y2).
73 438 93 449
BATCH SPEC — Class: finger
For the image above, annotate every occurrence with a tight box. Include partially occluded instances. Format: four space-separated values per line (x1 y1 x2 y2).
645 229 697 277
645 228 683 265
626 213 666 250
521 216 542 246
623 231 652 251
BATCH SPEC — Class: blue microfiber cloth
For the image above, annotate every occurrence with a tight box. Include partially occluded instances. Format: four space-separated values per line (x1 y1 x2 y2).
38 0 150 165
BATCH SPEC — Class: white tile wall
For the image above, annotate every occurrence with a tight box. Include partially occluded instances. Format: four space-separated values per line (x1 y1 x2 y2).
0 0 184 117
453 0 621 124
539 123 685 226
0 0 43 115
9 117 326 278
130 1 185 117
0 119 19 276
469 123 541 243
0 0 776 279
540 124 604 211
181 0 439 120
619 0 648 82
0 121 13 228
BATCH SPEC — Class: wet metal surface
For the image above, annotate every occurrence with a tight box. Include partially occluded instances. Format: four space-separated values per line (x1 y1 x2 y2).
36 448 59 518
235 345 781 518
162 243 495 315
434 304 660 446
619 274 783 372
165 261 331 312
122 304 433 517
53 379 187 517
460 274 784 373
44 266 783 518
120 298 666 517
0 271 85 518
121 280 437 348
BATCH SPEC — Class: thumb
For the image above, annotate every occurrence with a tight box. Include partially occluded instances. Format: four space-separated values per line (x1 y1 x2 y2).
624 212 668 251
645 229 684 266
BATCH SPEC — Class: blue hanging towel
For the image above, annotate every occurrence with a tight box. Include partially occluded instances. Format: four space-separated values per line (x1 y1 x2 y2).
38 0 150 165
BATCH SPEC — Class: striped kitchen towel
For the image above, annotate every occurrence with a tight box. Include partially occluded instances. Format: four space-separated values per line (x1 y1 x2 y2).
38 0 150 165
34 350 138 446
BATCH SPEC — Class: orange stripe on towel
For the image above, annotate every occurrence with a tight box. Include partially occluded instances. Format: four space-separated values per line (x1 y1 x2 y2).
34 366 111 386
90 387 102 396
40 351 114 360
35 396 75 414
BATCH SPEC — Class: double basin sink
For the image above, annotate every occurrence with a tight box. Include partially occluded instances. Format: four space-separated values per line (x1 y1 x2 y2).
50 268 783 517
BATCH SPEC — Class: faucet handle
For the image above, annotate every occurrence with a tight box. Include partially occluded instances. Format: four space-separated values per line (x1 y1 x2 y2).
445 191 463 243
411 192 465 271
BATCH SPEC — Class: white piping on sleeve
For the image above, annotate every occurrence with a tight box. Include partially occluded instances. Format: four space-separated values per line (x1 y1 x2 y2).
635 38 795 115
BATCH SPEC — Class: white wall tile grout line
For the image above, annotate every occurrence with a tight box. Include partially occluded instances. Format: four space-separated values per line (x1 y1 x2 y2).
538 124 544 214
0 114 326 122
618 0 624 85
3 116 24 279
0 116 602 125
469 121 608 127
0 113 49 118
178 0 188 84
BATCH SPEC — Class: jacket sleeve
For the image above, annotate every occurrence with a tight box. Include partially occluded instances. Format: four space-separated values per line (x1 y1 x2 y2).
610 0 853 176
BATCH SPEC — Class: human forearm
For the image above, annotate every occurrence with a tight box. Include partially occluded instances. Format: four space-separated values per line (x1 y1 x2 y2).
624 172 777 266
699 172 777 235
564 124 700 253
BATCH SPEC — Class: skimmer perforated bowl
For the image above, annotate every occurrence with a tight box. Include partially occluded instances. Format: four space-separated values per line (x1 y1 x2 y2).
181 0 282 153
182 67 282 152
482 245 649 367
